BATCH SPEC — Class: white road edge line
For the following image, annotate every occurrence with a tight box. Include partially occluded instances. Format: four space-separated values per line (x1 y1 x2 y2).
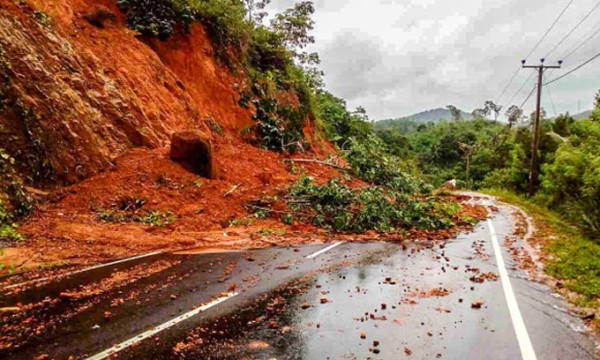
487 218 537 360
4 251 163 290
306 241 343 259
86 292 238 360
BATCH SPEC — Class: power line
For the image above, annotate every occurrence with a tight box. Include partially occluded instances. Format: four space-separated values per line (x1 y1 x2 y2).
496 0 575 105
547 85 558 116
527 0 576 60
544 50 600 85
506 71 535 106
545 0 600 58
560 19 600 60
519 85 537 109
495 66 521 104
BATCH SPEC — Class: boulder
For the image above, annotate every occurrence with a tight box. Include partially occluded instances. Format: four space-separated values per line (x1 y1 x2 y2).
170 131 218 179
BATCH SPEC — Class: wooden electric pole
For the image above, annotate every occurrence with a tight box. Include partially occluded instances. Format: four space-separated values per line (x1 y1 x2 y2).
522 59 561 196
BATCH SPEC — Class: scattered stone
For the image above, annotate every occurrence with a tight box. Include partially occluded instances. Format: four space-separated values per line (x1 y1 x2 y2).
373 340 380 347
360 332 367 339
320 298 329 304
471 300 484 309
404 347 412 355
170 294 178 300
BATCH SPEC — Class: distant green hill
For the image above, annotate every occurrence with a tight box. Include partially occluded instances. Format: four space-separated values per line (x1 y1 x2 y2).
375 107 473 134
573 110 593 120
379 107 473 124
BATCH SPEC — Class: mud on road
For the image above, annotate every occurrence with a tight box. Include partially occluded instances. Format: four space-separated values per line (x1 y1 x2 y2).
0 195 598 359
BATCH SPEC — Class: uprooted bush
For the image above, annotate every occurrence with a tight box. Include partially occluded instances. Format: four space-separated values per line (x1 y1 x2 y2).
248 176 461 233
346 135 432 194
250 97 307 153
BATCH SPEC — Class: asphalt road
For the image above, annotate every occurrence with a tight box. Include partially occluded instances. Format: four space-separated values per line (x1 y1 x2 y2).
0 196 598 359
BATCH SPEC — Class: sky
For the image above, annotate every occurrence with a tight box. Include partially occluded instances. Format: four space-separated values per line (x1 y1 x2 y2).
268 0 600 120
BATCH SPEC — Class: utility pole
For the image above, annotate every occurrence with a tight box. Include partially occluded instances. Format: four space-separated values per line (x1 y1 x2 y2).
521 58 561 196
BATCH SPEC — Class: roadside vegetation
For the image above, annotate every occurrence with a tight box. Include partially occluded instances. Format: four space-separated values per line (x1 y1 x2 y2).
375 95 600 315
486 190 600 311
375 100 600 241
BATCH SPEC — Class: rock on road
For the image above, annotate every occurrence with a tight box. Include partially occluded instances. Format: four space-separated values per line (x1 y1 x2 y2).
0 194 598 359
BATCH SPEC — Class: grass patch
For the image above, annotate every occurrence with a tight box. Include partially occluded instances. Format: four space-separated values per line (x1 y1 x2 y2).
484 189 600 309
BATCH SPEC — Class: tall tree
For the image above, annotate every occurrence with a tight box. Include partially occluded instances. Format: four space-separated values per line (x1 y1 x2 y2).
458 142 481 188
244 0 271 23
505 105 523 128
446 105 461 122
271 1 319 65
484 100 502 121
471 108 487 119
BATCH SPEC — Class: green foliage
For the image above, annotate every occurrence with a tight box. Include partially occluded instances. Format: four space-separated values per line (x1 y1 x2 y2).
402 119 512 188
282 176 456 233
117 0 193 39
347 135 431 194
229 216 255 227
188 0 250 60
0 200 22 243
314 91 373 145
485 189 600 306
33 11 52 27
0 149 32 219
374 118 428 135
251 97 305 152
540 119 600 239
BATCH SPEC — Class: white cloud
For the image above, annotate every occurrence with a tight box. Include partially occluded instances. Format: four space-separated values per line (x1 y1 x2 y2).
268 0 600 118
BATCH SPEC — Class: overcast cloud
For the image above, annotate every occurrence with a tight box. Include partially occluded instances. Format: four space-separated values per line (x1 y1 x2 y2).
269 0 600 119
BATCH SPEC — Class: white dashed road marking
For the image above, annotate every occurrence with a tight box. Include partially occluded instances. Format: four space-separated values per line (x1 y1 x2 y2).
306 241 344 259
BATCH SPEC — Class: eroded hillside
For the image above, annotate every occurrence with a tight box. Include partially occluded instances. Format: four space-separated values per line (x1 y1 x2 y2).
0 0 484 277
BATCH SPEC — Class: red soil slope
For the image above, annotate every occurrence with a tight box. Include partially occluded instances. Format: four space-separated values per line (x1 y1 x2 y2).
0 1 485 276
0 0 343 269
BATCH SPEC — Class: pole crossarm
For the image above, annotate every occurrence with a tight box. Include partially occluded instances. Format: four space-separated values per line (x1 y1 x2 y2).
522 65 562 69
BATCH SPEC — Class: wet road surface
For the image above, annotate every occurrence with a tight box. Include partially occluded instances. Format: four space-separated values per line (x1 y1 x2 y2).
1 198 598 359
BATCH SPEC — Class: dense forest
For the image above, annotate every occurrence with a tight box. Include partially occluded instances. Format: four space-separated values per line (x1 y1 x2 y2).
375 101 600 240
